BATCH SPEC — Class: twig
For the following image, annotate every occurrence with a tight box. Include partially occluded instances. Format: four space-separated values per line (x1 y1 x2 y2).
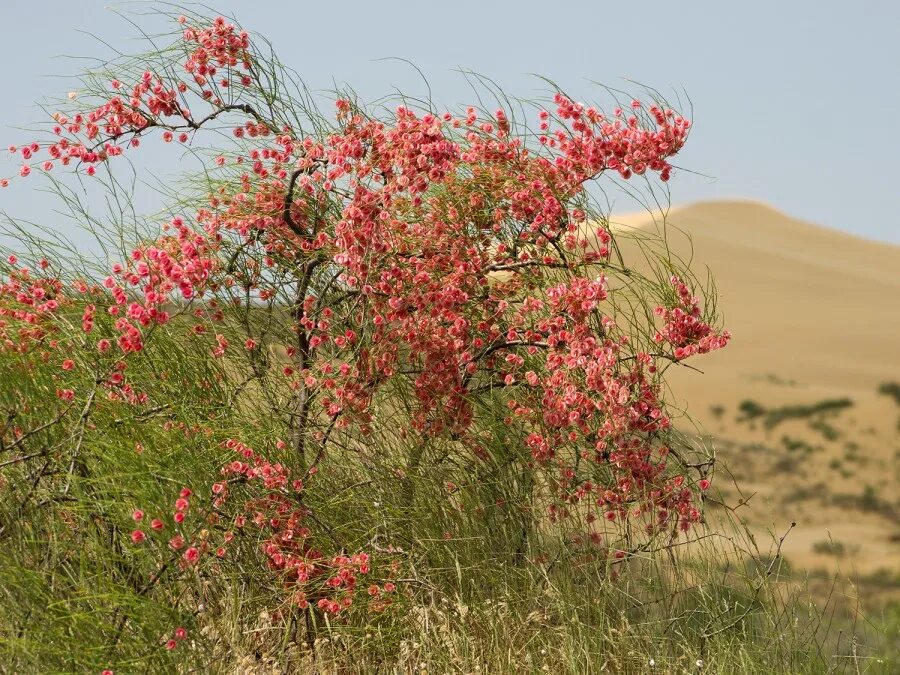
0 450 47 470
2 403 75 452
62 386 97 497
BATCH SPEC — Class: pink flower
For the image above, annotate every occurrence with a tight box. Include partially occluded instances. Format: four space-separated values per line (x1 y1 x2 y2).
132 509 144 522
150 518 164 531
130 530 146 544
183 547 200 564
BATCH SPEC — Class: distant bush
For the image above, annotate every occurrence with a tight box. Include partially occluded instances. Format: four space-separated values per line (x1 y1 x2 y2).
781 436 819 454
831 485 897 521
738 398 853 429
812 540 850 557
764 398 853 428
808 418 841 441
878 381 900 406
738 399 767 421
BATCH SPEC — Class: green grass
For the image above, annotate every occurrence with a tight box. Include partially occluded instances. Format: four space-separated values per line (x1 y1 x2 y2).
0 336 895 673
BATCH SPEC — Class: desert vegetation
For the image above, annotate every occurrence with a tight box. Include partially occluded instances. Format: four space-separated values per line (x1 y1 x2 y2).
877 382 900 406
0 8 895 674
737 397 854 430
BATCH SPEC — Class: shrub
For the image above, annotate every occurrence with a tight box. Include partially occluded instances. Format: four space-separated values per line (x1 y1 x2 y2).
738 398 854 429
812 540 850 557
878 381 900 406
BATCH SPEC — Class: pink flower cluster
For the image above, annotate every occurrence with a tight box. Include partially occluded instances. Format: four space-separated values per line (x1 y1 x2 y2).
130 487 212 568
182 15 252 96
654 276 731 359
216 439 381 614
0 262 65 351
129 438 383 617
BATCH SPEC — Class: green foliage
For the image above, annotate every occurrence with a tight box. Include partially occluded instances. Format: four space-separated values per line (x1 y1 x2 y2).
1 313 890 672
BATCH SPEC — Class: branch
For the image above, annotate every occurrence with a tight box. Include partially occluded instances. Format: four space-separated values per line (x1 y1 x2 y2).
475 339 549 361
0 450 47 470
282 168 307 237
2 403 75 452
485 260 569 273
62 386 98 497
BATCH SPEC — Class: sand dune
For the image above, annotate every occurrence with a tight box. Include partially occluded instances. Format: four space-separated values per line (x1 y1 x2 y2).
613 200 900 575
624 201 899 390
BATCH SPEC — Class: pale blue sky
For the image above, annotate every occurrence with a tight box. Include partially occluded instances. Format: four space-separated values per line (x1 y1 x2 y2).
1 0 898 244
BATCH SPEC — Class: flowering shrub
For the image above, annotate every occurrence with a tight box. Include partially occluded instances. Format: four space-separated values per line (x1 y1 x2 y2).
0 9 730 671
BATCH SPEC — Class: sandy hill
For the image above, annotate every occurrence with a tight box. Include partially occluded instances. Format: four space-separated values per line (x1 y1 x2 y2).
612 200 900 577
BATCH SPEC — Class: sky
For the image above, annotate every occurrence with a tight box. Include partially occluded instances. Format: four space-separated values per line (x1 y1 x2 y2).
0 0 898 245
